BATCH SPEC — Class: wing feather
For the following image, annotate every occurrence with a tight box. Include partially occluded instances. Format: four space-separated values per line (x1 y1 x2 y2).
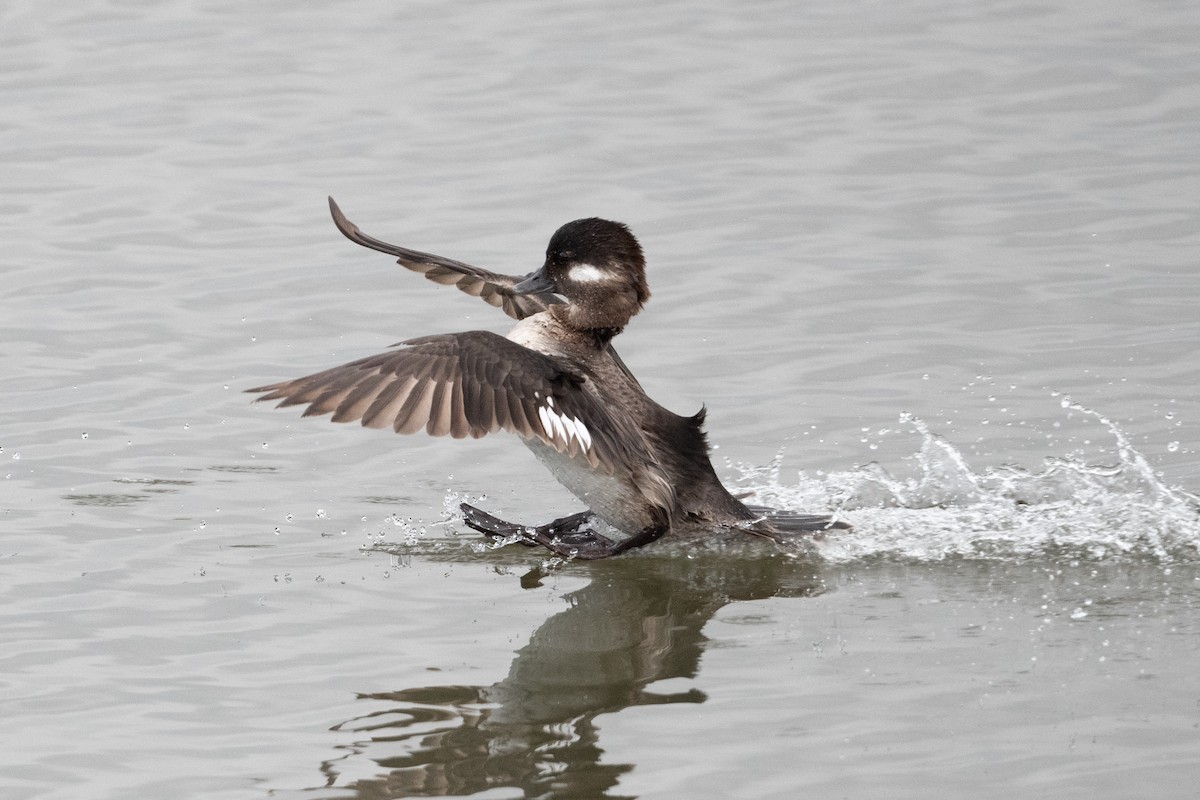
426 380 451 437
396 380 435 435
328 197 562 321
449 379 471 439
248 330 650 477
365 376 418 430
331 373 393 423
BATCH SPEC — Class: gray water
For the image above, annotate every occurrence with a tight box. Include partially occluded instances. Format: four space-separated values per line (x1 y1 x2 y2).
4 0 1200 798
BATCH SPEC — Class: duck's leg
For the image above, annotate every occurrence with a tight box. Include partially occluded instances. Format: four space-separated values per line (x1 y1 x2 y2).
460 503 667 560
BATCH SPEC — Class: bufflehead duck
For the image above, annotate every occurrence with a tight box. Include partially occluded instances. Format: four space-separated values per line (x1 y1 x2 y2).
249 198 849 559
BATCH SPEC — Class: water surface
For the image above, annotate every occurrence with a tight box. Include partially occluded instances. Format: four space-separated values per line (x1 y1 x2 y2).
3 0 1199 798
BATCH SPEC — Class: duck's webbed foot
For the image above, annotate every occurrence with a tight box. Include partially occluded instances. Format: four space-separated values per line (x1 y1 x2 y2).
460 503 665 560
461 503 599 549
460 503 540 545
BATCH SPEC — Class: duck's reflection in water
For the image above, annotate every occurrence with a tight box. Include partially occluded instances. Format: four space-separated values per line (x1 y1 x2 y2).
321 551 824 798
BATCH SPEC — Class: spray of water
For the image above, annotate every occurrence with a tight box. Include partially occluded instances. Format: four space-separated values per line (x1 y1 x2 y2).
734 404 1200 563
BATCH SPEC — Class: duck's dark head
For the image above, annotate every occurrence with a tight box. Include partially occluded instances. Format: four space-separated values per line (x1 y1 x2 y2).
512 218 649 336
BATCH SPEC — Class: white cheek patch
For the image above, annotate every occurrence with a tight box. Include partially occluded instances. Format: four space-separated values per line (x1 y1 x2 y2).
538 400 593 453
567 263 609 283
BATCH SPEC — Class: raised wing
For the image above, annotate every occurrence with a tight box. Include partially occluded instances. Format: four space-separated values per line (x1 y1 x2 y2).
328 197 560 321
247 330 643 473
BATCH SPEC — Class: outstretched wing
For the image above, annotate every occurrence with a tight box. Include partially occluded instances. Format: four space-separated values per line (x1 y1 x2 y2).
247 330 642 473
328 197 560 321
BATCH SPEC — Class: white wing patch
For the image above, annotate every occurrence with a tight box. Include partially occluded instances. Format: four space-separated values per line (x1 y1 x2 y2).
537 396 593 453
568 263 608 283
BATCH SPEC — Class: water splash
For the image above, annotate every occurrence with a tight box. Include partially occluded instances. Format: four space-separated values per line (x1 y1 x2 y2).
735 405 1200 564
364 491 513 557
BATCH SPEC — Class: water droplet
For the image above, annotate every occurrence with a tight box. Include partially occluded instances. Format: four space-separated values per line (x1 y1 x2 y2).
1167 441 1180 453
1070 608 1087 620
